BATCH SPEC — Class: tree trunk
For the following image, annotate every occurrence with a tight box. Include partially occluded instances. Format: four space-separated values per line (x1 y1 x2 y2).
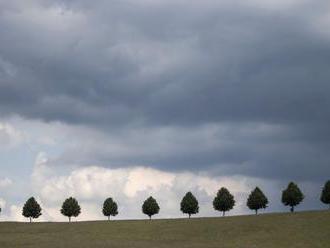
255 209 258 215
29 217 32 223
69 216 71 222
222 211 225 217
290 206 294 213
188 214 191 219
108 216 110 221
149 216 151 220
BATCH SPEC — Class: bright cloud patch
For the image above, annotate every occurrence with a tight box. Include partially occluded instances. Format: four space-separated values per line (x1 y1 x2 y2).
0 178 12 188
0 123 23 148
0 198 6 209
29 153 256 221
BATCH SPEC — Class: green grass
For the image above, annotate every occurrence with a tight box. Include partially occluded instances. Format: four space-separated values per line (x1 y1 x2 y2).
0 210 329 248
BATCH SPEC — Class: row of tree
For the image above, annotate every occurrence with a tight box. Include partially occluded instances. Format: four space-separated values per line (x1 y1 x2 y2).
10 180 330 222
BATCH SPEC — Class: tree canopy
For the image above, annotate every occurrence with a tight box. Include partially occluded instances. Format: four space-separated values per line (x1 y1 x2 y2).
213 187 235 216
102 197 118 220
180 192 199 218
320 180 330 209
61 197 81 222
246 187 269 214
281 182 304 212
22 197 42 222
142 196 160 220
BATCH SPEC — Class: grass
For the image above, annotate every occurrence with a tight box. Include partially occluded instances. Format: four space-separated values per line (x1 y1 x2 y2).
0 210 329 247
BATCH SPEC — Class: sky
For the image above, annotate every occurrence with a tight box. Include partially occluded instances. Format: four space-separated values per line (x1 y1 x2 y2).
0 0 329 221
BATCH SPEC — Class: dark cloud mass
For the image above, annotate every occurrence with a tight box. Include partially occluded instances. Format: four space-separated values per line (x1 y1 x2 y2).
0 0 330 181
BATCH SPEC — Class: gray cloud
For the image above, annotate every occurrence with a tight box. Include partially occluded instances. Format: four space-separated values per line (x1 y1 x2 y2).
0 0 330 182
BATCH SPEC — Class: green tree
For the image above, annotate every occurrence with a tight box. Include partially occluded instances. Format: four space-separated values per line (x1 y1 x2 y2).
320 180 330 209
213 187 235 216
180 192 199 218
246 187 269 215
281 182 304 212
102 197 118 220
61 197 81 222
142 196 160 220
22 197 42 222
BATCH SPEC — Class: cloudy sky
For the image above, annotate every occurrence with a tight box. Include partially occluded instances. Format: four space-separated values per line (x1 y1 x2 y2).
0 0 329 221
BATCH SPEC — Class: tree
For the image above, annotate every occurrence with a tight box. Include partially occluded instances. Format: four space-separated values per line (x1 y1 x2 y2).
142 196 160 220
246 187 269 215
281 182 304 212
22 197 42 222
102 197 118 220
180 192 199 218
213 187 235 216
320 180 330 209
61 197 81 222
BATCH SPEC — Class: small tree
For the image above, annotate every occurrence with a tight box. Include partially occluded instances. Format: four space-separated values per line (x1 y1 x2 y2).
142 196 160 220
22 197 42 222
247 187 269 215
213 187 235 216
102 197 118 220
61 197 81 222
282 182 304 212
180 192 199 218
320 180 330 209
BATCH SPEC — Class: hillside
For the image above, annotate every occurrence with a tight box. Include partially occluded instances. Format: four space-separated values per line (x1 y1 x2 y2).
0 211 329 248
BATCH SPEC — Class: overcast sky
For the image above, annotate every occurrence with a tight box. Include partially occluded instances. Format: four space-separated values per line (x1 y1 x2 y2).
0 0 329 221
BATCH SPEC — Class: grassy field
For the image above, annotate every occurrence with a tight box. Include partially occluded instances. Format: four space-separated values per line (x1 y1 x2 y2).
0 211 329 248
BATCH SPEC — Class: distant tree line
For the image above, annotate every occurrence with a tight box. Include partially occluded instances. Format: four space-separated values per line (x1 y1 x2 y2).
1 180 329 222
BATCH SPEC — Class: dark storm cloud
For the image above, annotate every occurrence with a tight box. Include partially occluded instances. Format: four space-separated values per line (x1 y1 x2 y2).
0 0 328 126
0 0 330 181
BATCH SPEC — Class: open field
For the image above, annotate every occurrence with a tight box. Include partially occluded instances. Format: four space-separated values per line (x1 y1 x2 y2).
0 210 329 248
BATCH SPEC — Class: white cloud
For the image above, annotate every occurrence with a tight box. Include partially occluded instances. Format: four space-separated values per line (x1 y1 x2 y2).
30 153 257 221
124 167 175 197
0 178 13 188
6 205 24 222
0 198 6 210
0 123 23 148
